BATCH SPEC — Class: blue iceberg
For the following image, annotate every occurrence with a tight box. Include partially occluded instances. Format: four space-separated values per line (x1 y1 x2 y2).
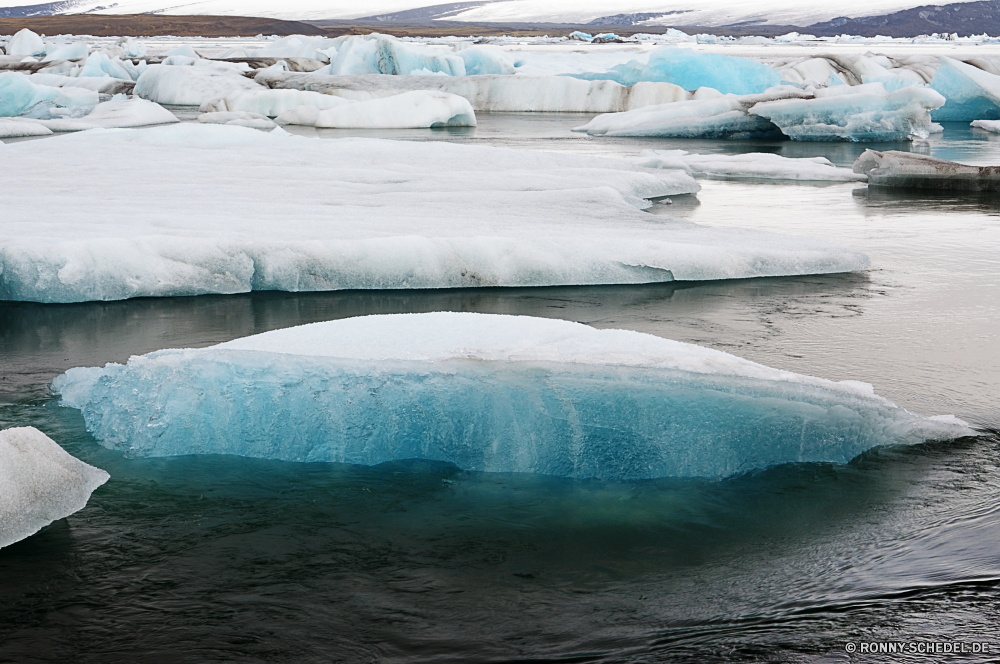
570 48 782 95
54 313 973 480
930 57 1000 121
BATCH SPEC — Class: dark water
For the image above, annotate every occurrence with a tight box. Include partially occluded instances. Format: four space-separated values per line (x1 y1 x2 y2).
2 117 999 662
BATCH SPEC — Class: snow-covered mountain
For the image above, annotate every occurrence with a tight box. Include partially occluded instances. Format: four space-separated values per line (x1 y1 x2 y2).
0 0 934 27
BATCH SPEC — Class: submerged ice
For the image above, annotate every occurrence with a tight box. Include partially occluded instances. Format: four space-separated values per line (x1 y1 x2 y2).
0 426 109 549
53 313 973 480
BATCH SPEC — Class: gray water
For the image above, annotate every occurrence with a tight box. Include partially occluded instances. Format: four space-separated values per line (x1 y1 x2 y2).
1 117 998 662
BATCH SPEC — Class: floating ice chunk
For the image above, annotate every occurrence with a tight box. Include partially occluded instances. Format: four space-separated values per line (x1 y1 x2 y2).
633 150 867 182
971 119 1000 133
454 45 516 75
198 110 277 129
0 119 52 138
572 47 782 95
930 57 1000 121
0 123 871 303
201 88 350 116
0 71 99 118
53 313 973 480
134 64 262 106
574 87 808 138
163 45 199 58
118 37 147 59
853 149 1000 191
7 29 45 57
750 84 945 141
0 97 177 132
258 70 688 112
0 427 109 549
42 41 88 62
78 52 133 81
29 73 134 95
311 91 476 128
320 36 380 76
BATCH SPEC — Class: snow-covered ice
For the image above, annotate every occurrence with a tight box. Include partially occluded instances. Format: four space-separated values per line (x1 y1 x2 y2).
53 312 972 480
201 88 351 116
0 426 109 549
275 91 476 129
854 149 1000 191
0 119 52 138
0 123 872 303
134 64 261 106
971 119 1000 133
1 97 178 132
256 71 689 113
198 110 277 129
633 150 867 181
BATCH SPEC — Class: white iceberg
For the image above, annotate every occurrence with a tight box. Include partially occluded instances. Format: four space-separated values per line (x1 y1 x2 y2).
42 41 89 62
52 313 973 480
134 64 261 106
7 29 45 58
277 90 476 129
256 70 688 113
0 426 109 549
0 119 52 138
29 73 134 96
0 123 870 303
201 88 350 116
198 110 277 130
971 119 1000 133
633 150 867 182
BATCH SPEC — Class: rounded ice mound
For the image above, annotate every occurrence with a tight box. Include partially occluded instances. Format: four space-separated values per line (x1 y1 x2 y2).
0 427 109 549
53 313 974 480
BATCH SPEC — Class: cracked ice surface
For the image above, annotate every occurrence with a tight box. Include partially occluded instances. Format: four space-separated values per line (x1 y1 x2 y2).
53 313 973 479
0 124 869 303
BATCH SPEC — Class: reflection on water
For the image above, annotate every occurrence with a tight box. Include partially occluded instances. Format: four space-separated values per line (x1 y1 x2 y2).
853 186 1000 215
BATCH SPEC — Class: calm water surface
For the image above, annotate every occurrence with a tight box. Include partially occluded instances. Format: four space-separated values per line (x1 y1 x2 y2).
1 116 998 662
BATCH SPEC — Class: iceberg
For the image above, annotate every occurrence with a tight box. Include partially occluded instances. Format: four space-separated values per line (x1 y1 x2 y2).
198 110 277 130
0 427 109 549
0 118 52 138
78 52 133 81
577 84 945 141
29 73 135 96
277 91 476 129
0 97 178 132
42 42 88 62
853 149 1000 191
633 150 867 182
749 84 946 141
930 57 1000 121
134 64 261 106
455 45 517 76
971 119 1000 133
573 87 808 138
200 88 351 116
0 71 99 118
7 29 45 58
53 313 973 480
256 70 688 113
0 123 870 303
571 47 782 95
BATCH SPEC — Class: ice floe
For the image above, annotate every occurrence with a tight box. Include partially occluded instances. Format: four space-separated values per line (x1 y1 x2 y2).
275 90 476 128
971 119 1000 133
53 313 973 480
256 70 689 113
576 84 944 141
198 110 277 129
633 150 867 182
854 149 1000 191
0 123 870 303
134 64 261 106
0 427 109 549
1 97 178 132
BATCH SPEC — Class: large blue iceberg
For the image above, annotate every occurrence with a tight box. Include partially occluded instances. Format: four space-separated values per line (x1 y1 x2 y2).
54 313 973 480
570 48 782 95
